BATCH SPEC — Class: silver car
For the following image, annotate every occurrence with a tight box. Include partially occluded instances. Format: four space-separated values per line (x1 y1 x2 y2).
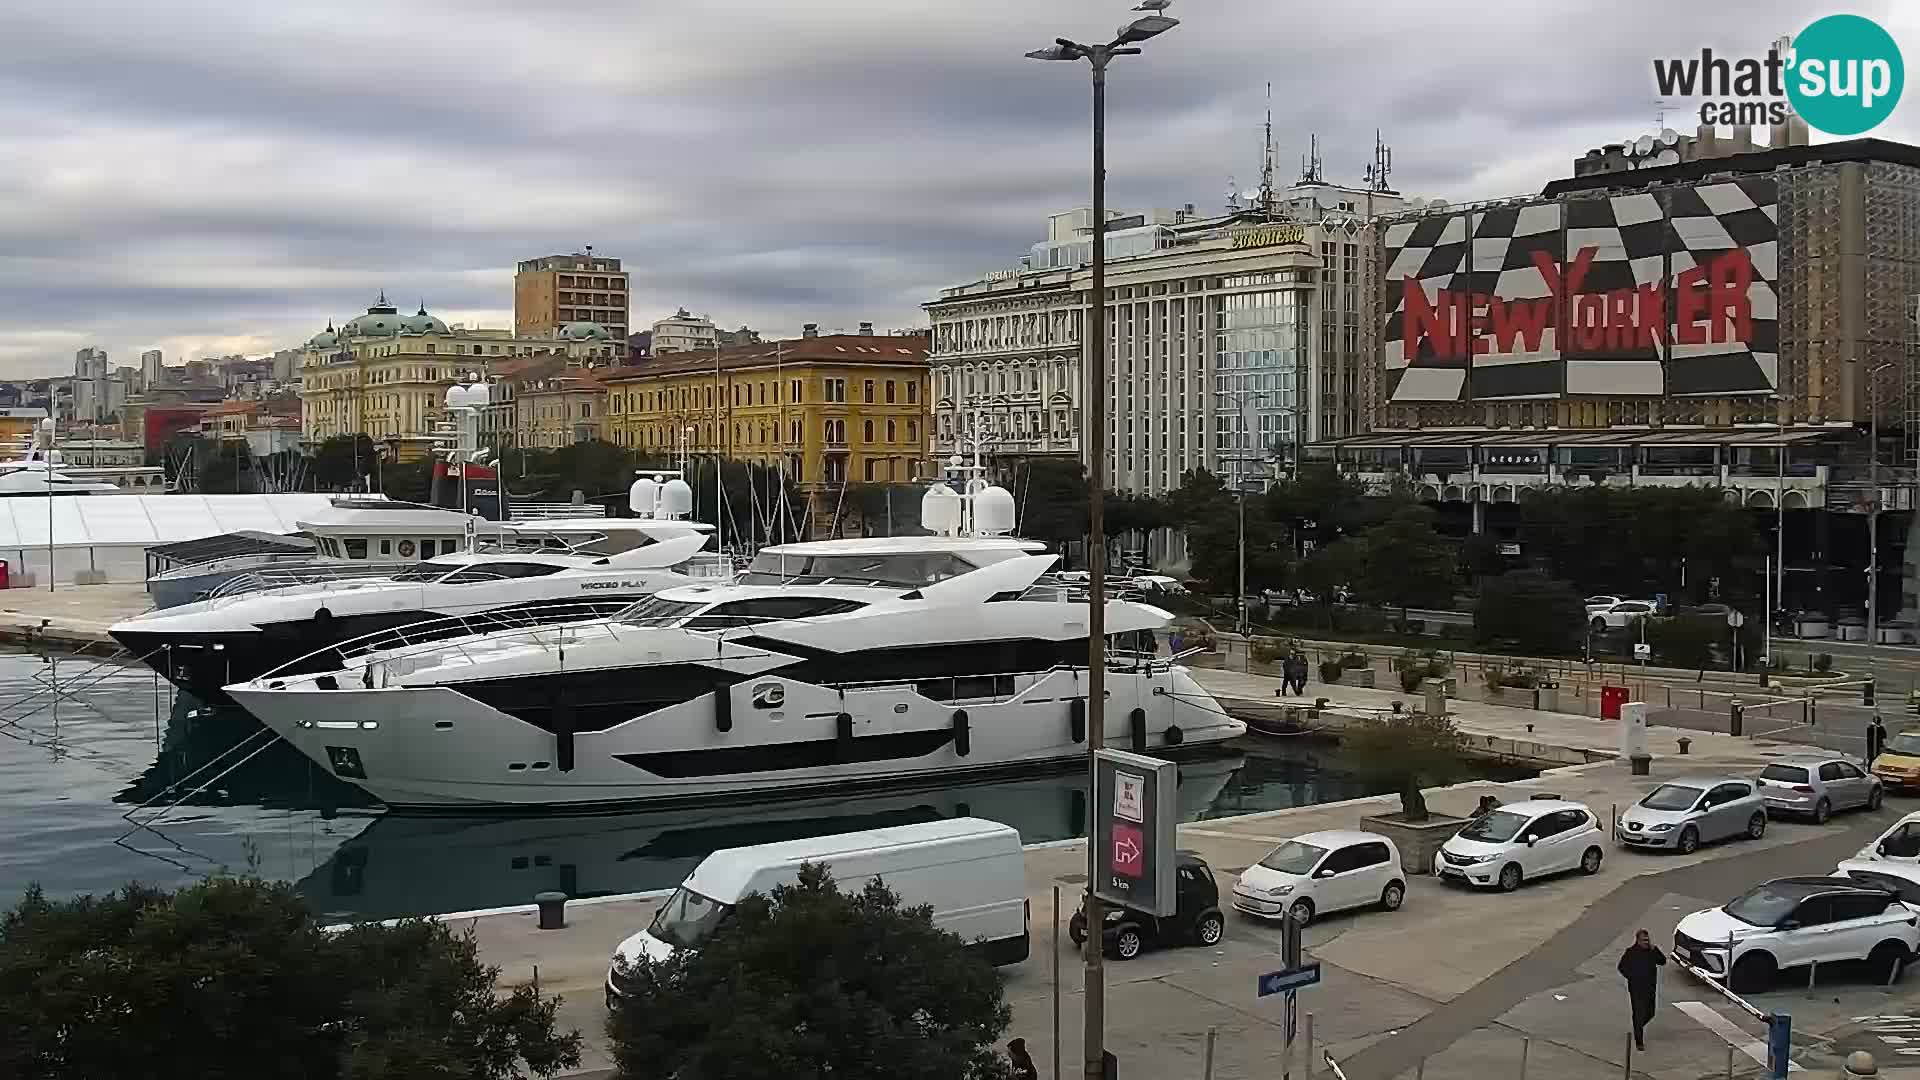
1616 775 1768 853
1757 755 1883 823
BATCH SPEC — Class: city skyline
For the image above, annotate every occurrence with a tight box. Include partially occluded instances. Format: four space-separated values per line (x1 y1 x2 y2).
2 0 1914 376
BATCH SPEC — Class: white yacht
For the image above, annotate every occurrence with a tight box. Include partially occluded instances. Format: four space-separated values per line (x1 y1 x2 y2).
225 484 1244 810
113 477 727 702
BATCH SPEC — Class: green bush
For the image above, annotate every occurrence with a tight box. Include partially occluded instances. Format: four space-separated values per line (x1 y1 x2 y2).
1340 651 1370 670
1319 659 1345 684
1398 668 1424 693
1814 652 1834 672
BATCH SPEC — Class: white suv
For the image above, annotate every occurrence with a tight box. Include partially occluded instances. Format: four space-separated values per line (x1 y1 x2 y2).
1589 599 1656 632
1435 799 1606 891
1673 876 1920 991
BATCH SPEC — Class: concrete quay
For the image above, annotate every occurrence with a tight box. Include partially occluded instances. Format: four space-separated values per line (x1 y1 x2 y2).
0 583 146 650
458 667 1920 1079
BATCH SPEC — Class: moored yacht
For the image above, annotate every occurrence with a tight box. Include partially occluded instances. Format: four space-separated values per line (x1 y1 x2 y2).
113 477 726 702
225 483 1244 810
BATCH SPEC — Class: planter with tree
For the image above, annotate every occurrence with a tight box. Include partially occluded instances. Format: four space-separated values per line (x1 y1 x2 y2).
1348 711 1474 873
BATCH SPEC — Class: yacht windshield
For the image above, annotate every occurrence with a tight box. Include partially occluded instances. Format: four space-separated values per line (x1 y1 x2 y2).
615 596 708 626
647 886 733 949
387 561 461 583
739 550 978 587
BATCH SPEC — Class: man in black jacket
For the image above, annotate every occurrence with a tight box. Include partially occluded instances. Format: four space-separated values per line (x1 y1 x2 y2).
1618 928 1667 1051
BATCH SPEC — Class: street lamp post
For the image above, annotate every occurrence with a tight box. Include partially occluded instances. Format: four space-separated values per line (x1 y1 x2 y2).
1867 361 1895 697
1027 6 1180 1078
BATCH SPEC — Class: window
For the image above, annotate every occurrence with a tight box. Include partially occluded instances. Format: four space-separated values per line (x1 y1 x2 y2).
1787 896 1837 927
1319 846 1369 875
1880 823 1920 859
792 378 803 402
1829 892 1892 921
864 458 875 482
1820 762 1846 782
885 380 896 403
863 419 874 442
344 539 368 560
1837 762 1866 780
907 381 918 404
863 380 874 404
1760 764 1810 784
886 419 896 442
1706 783 1750 806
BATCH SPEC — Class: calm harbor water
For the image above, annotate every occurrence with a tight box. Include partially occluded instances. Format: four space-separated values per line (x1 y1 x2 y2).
0 650 1525 922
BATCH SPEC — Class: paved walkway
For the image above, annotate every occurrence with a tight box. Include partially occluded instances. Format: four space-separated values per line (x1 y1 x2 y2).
0 583 148 648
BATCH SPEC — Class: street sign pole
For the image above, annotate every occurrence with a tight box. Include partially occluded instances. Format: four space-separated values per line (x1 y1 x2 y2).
1283 909 1302 1080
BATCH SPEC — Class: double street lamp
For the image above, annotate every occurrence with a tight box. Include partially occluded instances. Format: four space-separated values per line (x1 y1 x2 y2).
1026 6 1180 1079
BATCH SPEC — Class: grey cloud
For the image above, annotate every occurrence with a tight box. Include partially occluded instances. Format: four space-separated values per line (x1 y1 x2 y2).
0 0 1907 375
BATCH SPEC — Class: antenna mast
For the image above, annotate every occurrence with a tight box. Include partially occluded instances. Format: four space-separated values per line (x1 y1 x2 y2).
1300 132 1324 185
1257 82 1276 214
1364 130 1395 193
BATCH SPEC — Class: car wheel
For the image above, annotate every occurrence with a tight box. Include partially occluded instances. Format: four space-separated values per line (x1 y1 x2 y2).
1871 785 1886 811
1815 797 1833 824
1676 827 1699 855
1580 847 1603 874
1746 813 1767 840
1380 880 1406 911
1871 941 1910 984
1288 898 1315 927
1114 928 1144 960
1195 912 1225 947
1498 863 1523 892
1730 951 1777 993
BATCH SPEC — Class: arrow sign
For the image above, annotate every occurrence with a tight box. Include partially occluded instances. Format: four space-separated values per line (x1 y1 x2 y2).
1258 962 1322 997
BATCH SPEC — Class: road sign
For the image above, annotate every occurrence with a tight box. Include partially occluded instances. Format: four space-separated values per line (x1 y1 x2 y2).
1258 963 1323 996
1093 748 1178 917
1633 642 1652 660
1727 609 1747 629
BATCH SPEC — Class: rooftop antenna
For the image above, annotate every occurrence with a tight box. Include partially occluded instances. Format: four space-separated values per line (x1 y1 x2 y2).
1225 174 1242 212
1300 133 1324 185
1257 82 1276 214
1364 130 1395 193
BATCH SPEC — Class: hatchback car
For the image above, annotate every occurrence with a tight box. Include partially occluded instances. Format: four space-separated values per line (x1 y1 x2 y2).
1231 830 1405 926
1872 731 1920 792
1757 755 1883 823
1069 851 1225 961
1435 799 1605 891
1616 776 1767 853
1673 876 1920 991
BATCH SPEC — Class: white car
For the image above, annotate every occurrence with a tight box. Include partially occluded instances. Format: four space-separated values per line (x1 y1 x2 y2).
1849 811 1920 870
1589 599 1656 632
1435 799 1606 891
1673 876 1920 991
1583 595 1624 614
1231 830 1406 926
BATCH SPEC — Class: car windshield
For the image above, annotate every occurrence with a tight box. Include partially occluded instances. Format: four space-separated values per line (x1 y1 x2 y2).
1888 733 1920 756
1639 785 1704 812
1456 810 1529 844
1258 841 1329 875
1760 764 1810 783
647 885 733 949
1724 882 1809 927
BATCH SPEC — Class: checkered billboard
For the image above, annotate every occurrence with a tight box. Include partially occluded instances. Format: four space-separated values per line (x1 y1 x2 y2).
1380 176 1779 401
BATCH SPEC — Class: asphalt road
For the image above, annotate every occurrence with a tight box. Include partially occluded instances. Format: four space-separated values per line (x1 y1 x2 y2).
1336 808 1902 1080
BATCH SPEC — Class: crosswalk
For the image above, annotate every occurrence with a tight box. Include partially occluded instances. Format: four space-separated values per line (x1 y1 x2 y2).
1672 1000 1801 1072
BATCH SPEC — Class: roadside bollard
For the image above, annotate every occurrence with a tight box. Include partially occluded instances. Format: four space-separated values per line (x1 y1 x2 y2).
1847 1050 1880 1075
535 890 567 930
1678 737 1691 755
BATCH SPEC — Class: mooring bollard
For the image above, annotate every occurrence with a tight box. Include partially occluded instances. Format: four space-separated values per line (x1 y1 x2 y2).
1678 736 1691 755
535 890 568 930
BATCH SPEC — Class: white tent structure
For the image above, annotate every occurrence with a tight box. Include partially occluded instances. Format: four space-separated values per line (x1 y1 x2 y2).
0 494 363 586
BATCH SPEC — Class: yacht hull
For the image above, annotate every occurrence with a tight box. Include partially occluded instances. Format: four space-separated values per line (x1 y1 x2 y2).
227 666 1245 810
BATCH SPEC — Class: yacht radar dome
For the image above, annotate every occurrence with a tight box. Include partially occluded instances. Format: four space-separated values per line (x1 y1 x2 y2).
921 482 962 535
974 485 1016 535
659 478 694 519
629 475 661 516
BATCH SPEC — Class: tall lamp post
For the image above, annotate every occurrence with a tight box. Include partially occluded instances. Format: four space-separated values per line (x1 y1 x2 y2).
1867 360 1894 696
1026 5 1180 1078
1223 388 1269 639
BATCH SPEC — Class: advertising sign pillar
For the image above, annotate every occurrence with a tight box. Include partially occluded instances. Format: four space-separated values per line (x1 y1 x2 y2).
1092 749 1179 916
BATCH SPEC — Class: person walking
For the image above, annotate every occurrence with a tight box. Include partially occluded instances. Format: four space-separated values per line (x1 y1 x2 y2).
1007 1038 1039 1080
1868 714 1888 767
1617 928 1666 1051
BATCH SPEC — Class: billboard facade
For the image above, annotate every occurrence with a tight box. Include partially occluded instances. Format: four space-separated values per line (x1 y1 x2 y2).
1381 176 1779 402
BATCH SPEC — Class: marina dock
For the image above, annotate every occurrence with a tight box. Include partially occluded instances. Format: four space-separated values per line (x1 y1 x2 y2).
0 583 147 650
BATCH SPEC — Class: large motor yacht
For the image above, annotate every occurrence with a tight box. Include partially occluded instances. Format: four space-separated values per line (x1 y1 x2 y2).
225 482 1244 810
112 476 727 702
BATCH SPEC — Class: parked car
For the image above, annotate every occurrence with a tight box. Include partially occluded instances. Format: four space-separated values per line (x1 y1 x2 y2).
1069 851 1226 960
1584 595 1625 614
1835 859 1920 905
1615 776 1768 853
1435 799 1606 891
1231 830 1406 926
1872 731 1920 792
1757 755 1883 823
1673 876 1920 991
1589 599 1657 632
1844 811 1920 870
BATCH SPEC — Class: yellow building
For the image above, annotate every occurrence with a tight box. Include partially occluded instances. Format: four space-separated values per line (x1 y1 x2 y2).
603 331 931 494
300 294 623 457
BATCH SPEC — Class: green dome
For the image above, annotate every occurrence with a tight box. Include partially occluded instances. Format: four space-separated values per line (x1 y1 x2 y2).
308 322 339 349
402 304 448 335
559 321 610 341
343 293 403 338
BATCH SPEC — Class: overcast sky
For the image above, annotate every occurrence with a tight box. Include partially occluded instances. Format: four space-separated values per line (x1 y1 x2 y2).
1 0 1916 377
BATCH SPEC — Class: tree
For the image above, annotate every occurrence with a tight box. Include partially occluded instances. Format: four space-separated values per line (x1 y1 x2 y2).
1474 570 1587 655
1643 613 1723 670
0 876 580 1080
1295 538 1362 629
1354 507 1458 621
1338 711 1471 822
1012 459 1088 549
313 434 378 492
608 864 1015 1080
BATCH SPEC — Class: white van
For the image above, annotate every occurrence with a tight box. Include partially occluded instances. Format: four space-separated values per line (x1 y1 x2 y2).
607 817 1030 1002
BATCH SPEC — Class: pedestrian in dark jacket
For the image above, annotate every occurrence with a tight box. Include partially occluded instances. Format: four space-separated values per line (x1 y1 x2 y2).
1007 1038 1039 1080
1618 928 1666 1051
1869 715 1888 765
1285 655 1308 696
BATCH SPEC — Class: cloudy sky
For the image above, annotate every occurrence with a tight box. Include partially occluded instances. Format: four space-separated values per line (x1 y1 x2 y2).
1 0 1916 377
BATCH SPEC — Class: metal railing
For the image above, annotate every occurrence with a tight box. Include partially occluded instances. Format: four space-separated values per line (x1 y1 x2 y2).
204 563 402 602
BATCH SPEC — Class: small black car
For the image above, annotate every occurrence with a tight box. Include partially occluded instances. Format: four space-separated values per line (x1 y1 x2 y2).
1068 851 1226 960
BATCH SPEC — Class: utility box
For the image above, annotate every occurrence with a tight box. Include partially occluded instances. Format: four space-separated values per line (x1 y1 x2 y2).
1600 685 1630 720
1422 678 1446 716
